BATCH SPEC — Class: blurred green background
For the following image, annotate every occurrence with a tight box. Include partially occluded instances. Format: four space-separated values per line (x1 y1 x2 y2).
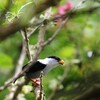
0 0 100 100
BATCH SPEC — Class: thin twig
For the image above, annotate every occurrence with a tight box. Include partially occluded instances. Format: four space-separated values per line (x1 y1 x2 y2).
21 29 32 61
43 17 69 46
27 26 40 38
40 71 43 99
14 37 26 78
39 71 45 100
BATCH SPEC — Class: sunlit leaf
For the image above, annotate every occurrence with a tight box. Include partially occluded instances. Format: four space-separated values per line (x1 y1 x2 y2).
0 53 13 69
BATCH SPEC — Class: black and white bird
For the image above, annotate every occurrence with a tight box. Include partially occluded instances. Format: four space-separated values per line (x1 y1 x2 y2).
22 56 64 83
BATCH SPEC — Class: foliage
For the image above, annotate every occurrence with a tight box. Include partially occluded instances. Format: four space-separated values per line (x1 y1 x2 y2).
0 0 100 100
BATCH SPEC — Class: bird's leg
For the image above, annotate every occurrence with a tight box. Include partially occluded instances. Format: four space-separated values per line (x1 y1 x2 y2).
31 72 45 100
31 72 44 87
30 78 41 94
31 78 41 87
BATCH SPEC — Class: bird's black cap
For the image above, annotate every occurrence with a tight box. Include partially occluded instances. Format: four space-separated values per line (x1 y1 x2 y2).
48 56 61 61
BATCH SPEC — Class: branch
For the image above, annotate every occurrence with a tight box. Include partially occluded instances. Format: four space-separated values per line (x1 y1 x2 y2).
0 23 46 95
21 29 32 61
0 0 60 42
5 29 33 99
43 17 69 46
15 9 52 99
11 78 29 100
0 25 46 100
35 71 46 100
5 22 38 99
39 72 44 100
0 4 100 42
0 41 26 92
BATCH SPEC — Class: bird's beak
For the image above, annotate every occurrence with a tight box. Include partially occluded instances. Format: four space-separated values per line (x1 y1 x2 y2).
59 60 64 65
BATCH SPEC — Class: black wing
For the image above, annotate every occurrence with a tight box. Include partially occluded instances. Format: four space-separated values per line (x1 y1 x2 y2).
22 61 46 73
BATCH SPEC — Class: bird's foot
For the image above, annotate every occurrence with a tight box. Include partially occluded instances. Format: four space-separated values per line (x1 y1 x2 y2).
31 78 40 86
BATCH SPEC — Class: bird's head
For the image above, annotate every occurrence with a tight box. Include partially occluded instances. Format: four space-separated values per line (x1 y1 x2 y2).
48 56 64 65
43 56 64 67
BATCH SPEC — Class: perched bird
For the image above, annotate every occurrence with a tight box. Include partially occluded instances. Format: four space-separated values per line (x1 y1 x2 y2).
22 56 64 85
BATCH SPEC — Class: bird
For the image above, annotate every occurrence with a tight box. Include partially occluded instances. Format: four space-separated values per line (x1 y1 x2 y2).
22 56 64 85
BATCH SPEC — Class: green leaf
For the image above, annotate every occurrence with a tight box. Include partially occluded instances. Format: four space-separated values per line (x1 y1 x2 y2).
0 53 13 69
